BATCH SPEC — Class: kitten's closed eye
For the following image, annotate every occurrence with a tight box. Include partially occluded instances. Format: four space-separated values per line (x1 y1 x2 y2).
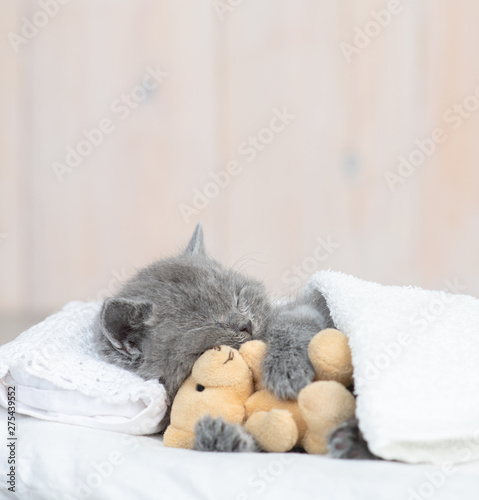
237 288 251 314
196 384 205 392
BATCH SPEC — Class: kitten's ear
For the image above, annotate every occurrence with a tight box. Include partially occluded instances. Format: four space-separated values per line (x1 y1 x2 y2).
183 223 205 256
99 297 153 360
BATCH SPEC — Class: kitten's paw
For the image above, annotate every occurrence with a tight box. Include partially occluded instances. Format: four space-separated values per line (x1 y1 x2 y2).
262 353 315 400
328 418 378 460
194 416 259 453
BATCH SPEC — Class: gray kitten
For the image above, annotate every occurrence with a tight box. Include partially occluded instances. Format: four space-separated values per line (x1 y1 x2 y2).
94 224 373 457
94 224 271 429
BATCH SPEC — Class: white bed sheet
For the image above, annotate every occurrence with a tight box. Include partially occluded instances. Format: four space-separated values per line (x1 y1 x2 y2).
1 409 479 500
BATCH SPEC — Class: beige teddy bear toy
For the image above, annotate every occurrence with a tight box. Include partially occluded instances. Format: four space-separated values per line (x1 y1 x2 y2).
163 329 356 454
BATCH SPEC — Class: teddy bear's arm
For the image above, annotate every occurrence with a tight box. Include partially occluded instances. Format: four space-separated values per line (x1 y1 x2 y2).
163 425 195 449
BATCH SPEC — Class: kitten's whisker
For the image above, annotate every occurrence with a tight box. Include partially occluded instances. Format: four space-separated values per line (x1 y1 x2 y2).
186 325 219 334
230 253 269 275
273 286 300 298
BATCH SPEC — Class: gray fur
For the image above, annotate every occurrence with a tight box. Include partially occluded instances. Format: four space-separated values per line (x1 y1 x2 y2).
93 223 272 429
194 416 260 452
328 418 379 460
259 288 334 399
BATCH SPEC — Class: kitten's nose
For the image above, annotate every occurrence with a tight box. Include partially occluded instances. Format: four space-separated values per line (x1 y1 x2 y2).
239 319 253 337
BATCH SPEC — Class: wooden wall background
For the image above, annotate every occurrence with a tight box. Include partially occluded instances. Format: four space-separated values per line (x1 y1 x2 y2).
1 1 479 338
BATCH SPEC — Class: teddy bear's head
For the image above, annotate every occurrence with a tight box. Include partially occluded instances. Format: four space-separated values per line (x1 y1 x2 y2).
191 345 252 394
167 345 254 437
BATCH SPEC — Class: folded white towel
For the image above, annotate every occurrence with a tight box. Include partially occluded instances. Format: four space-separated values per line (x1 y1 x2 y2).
0 301 166 434
308 270 479 464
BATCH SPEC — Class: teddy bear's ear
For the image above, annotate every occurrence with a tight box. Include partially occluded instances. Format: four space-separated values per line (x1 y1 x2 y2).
239 340 267 389
192 346 251 388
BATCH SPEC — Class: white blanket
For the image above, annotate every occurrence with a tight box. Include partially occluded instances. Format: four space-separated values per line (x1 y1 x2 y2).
308 270 479 465
3 408 479 500
0 301 167 434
